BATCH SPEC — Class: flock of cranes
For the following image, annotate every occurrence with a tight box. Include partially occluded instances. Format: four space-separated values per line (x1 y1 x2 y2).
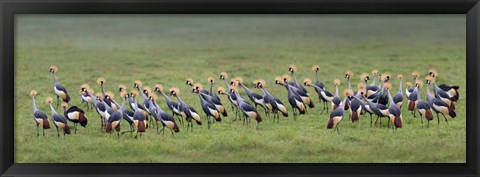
30 64 460 139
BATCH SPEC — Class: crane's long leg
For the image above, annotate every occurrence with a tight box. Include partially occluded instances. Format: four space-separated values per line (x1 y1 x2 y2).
442 113 449 124
207 115 211 129
56 126 60 138
117 131 120 140
420 113 424 128
74 123 78 134
36 123 39 137
369 113 373 127
436 112 440 126
56 96 60 109
43 127 45 136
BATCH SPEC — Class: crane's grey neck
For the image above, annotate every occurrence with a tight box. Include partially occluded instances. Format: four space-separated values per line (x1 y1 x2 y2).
159 91 170 101
370 76 377 86
176 96 185 106
223 79 231 90
398 80 403 94
416 87 421 101
348 79 352 89
32 97 38 112
335 85 339 97
260 88 269 96
49 104 57 115
52 73 59 84
101 84 106 96
387 90 394 105
426 84 434 102
209 83 214 96
339 96 348 109
133 96 140 111
240 84 252 94
310 84 322 91
292 73 299 87
315 71 321 83
234 90 245 104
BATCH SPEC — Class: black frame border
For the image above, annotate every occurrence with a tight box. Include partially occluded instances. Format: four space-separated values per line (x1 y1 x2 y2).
1 0 479 177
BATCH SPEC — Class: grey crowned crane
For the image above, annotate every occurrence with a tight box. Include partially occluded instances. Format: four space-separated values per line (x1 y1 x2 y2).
193 83 228 118
412 71 421 84
348 83 363 123
344 70 353 110
31 90 50 137
393 74 404 109
97 77 117 111
370 69 379 86
154 84 183 126
352 93 376 127
331 79 342 111
288 64 308 94
364 93 389 127
429 69 458 110
275 76 305 120
117 85 135 133
365 70 380 98
185 78 209 95
376 73 391 106
45 97 71 137
81 87 105 129
80 84 94 111
254 79 288 123
49 65 70 109
384 83 403 132
303 78 334 114
282 74 314 110
170 87 202 132
207 76 222 102
131 90 147 138
193 85 221 129
106 92 127 140
407 81 419 118
425 76 456 125
413 82 434 127
149 94 180 135
134 80 153 125
233 77 268 116
311 65 333 114
230 86 262 129
61 102 88 134
405 82 414 101
219 72 239 117
327 89 353 134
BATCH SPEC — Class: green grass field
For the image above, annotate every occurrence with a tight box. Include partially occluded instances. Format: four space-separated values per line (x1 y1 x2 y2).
14 15 466 163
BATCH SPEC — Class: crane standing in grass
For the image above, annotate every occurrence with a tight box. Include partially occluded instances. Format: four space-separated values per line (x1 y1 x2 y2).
331 79 342 111
275 76 305 120
231 86 262 129
31 90 50 137
425 76 456 125
45 97 71 137
219 72 239 117
97 77 117 111
311 65 333 114
154 84 183 126
413 81 434 127
61 102 88 134
385 83 403 132
170 87 202 131
234 77 268 116
149 94 180 135
327 89 352 134
49 65 70 109
131 90 147 138
429 69 458 110
393 74 404 109
193 85 221 129
80 84 94 111
106 92 127 140
255 79 288 123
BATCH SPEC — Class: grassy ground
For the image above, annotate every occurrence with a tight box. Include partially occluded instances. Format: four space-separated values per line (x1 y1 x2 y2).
14 15 466 163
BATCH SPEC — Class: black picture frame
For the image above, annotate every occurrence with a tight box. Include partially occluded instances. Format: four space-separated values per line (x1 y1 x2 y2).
1 0 479 176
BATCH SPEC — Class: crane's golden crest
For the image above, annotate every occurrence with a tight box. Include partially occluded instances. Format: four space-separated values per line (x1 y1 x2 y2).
397 74 403 80
217 87 225 93
149 93 157 100
274 76 283 84
49 65 58 73
118 84 126 91
87 88 94 94
120 91 127 98
425 75 434 82
412 71 420 78
406 82 413 88
381 73 391 81
95 93 103 98
81 84 90 89
45 97 53 104
143 86 152 94
155 84 163 91
345 70 353 77
61 102 69 108
343 89 354 96
371 69 378 76
334 79 341 86
96 77 105 84
207 76 215 83
360 73 369 81
30 90 38 97
105 92 115 99
282 74 291 81
428 68 438 77
357 83 365 90
233 77 243 84
134 80 142 87
416 80 424 87
230 85 238 91
312 65 319 72
384 82 392 90
254 79 266 86
185 78 193 85
193 83 203 90
220 72 228 79
289 64 297 72
303 78 312 85
169 87 180 95
130 90 139 97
